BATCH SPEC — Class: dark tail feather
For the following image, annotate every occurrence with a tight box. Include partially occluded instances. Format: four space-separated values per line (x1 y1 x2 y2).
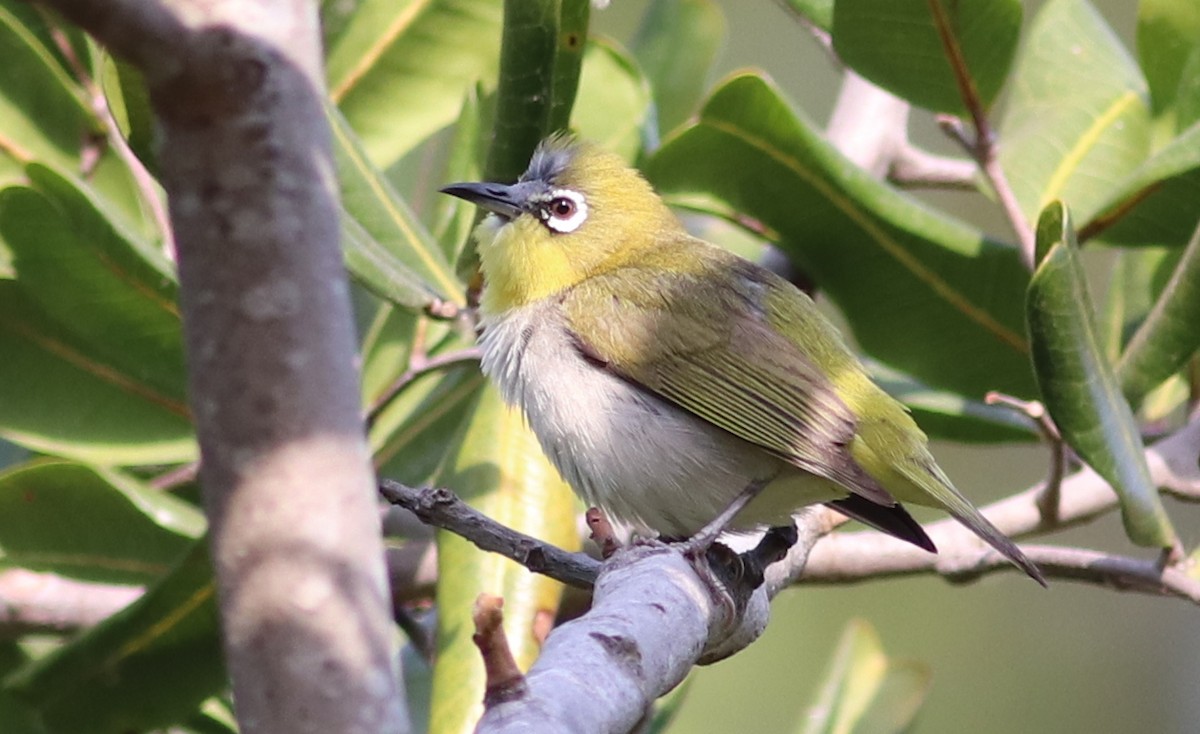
946 508 1048 587
826 496 937 553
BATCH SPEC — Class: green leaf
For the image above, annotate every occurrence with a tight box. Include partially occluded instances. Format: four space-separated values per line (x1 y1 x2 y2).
1027 202 1176 548
798 619 931 734
1100 246 1180 361
1175 49 1200 131
999 0 1152 225
571 37 652 161
99 52 157 176
631 0 725 136
833 0 1021 115
429 385 580 734
0 282 194 464
6 166 183 393
373 362 485 487
5 540 224 734
1116 220 1200 405
181 698 239 734
644 677 693 734
778 0 833 32
0 642 44 734
359 303 420 406
329 103 464 308
1084 121 1200 249
0 460 202 584
1137 0 1200 115
647 73 1035 399
868 361 1036 443
0 2 94 177
431 87 487 261
326 0 503 169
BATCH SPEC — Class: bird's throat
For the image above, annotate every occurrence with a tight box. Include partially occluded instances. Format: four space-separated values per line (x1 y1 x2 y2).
477 219 583 314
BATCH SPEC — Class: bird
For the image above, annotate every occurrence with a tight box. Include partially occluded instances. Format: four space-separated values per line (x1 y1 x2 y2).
441 135 1044 584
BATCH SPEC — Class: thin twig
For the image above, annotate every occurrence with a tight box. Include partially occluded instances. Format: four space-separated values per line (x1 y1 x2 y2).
986 392 1066 525
889 144 978 190
927 0 1036 268
366 346 482 423
378 481 601 589
807 540 1200 604
147 460 200 490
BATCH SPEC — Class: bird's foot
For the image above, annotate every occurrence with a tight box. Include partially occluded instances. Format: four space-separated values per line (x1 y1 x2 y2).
585 507 623 559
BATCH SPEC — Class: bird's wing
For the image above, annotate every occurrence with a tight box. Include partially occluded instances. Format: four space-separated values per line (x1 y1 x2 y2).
562 259 895 507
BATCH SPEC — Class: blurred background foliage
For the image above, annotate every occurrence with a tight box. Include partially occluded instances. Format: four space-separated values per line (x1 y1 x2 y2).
0 0 1195 732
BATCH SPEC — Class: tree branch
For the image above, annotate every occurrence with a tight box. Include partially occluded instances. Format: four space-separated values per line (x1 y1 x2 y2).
474 544 772 734
0 570 141 638
39 2 408 732
385 416 1200 605
825 71 976 190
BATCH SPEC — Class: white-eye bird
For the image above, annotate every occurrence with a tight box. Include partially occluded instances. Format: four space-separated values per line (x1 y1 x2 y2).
442 136 1044 584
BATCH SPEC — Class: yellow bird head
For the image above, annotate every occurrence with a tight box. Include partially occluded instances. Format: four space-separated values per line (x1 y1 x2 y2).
442 136 683 313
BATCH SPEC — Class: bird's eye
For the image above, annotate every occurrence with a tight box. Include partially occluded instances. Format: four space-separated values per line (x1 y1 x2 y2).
550 197 576 218
541 189 588 234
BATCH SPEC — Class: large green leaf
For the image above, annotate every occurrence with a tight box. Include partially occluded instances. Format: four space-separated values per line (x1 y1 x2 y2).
0 283 194 464
999 0 1152 225
0 163 193 464
798 619 931 734
832 0 1021 115
1084 121 1200 249
1027 202 1176 548
1137 0 1200 115
0 2 93 179
1116 220 1200 405
329 104 464 308
428 385 579 734
647 73 1035 399
5 540 224 734
630 0 725 136
325 0 502 169
571 38 652 161
6 167 183 393
0 460 202 585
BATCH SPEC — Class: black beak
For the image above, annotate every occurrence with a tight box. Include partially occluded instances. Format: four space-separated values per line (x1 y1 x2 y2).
440 181 527 220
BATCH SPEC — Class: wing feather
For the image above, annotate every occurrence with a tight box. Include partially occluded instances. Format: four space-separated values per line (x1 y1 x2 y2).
563 256 895 507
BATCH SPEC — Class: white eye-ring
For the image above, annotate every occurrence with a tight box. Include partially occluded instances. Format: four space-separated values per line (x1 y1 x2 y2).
540 189 588 233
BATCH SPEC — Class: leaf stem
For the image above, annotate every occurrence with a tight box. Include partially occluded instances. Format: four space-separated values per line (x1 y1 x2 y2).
985 392 1065 525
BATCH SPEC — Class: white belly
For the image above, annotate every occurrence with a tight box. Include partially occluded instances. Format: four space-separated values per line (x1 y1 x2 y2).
478 302 842 537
